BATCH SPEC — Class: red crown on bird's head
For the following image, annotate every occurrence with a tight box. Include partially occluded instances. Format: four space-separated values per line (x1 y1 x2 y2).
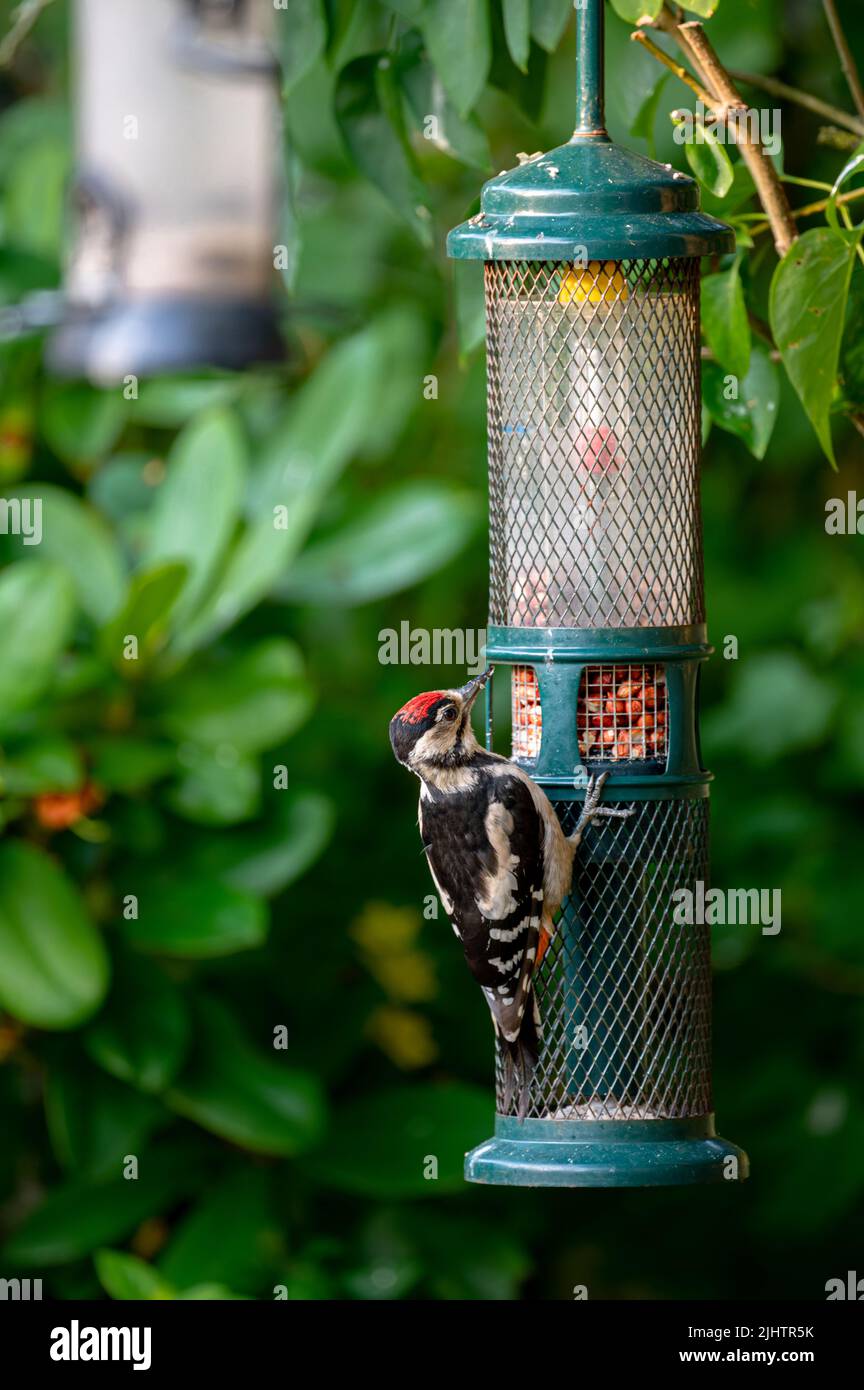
395 690 447 724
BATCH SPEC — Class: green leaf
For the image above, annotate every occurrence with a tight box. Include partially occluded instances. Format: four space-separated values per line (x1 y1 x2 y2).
681 0 719 16
100 562 188 667
770 227 860 467
167 748 261 827
384 0 425 16
128 375 243 428
399 47 492 171
305 1084 490 1196
335 55 432 244
350 305 432 456
453 257 486 359
3 1147 196 1266
143 409 246 625
44 1055 165 1181
4 484 126 624
4 134 68 258
166 998 325 1156
40 382 126 466
828 145 864 231
95 1249 175 1301
0 840 109 1029
177 326 390 651
630 75 669 161
277 482 480 605
704 652 836 763
88 737 176 794
700 161 757 220
0 561 75 730
121 874 268 959
839 275 864 410
503 0 530 70
529 0 573 51
157 639 312 753
84 952 190 1093
610 0 663 22
0 737 84 795
159 1170 278 1295
177 1284 248 1299
702 344 780 459
422 0 491 117
189 791 335 898
87 452 159 530
276 0 327 94
488 13 547 120
701 262 751 379
673 112 734 197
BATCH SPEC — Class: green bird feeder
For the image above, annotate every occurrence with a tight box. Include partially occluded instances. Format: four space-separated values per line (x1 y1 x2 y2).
447 0 749 1187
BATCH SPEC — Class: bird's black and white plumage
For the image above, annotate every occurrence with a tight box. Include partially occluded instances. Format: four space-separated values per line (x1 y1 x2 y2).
389 667 632 1115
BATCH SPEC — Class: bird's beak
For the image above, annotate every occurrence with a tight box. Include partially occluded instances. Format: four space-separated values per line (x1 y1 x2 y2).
458 666 494 711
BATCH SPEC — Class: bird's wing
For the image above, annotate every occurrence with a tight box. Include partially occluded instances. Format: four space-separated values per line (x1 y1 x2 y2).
422 773 545 1043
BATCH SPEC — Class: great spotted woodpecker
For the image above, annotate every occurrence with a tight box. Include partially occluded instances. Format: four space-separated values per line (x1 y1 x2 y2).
389 666 633 1115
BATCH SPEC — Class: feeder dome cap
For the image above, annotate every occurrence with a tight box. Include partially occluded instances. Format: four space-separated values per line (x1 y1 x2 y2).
447 135 735 262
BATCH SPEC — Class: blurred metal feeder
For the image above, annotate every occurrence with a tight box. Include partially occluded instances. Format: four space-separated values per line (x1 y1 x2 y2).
448 0 748 1187
49 0 284 382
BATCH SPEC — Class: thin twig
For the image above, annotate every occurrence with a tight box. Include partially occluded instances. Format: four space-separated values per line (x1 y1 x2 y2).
631 30 714 107
728 67 864 137
822 0 864 122
0 0 56 68
748 184 864 238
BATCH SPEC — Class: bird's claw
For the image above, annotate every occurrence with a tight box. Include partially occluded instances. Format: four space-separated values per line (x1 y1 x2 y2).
576 770 635 836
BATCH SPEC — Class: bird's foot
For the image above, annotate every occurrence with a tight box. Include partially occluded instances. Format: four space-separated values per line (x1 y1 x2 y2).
571 772 636 844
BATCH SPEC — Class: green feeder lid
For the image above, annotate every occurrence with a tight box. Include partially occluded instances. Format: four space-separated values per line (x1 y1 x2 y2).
447 134 735 262
447 0 733 262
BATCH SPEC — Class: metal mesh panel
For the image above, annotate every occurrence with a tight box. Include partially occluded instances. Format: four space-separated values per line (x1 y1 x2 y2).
578 662 668 764
495 797 712 1120
486 258 703 628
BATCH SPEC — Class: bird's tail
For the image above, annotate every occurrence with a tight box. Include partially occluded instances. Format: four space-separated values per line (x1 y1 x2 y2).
501 994 541 1121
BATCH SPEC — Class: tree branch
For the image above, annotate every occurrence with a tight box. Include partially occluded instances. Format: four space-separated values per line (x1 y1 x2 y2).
653 5 864 441
822 0 864 122
676 19 798 256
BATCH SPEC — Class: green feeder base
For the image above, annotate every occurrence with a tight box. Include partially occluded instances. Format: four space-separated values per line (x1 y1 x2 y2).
465 1115 749 1189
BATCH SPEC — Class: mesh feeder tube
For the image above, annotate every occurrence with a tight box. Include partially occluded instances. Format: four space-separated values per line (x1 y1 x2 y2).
447 0 748 1187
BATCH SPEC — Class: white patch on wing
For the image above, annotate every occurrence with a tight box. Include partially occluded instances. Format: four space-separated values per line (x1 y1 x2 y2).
489 918 529 942
489 760 572 912
476 802 520 919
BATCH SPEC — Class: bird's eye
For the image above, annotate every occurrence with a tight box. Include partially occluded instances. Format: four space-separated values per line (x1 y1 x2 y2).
443 705 458 722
